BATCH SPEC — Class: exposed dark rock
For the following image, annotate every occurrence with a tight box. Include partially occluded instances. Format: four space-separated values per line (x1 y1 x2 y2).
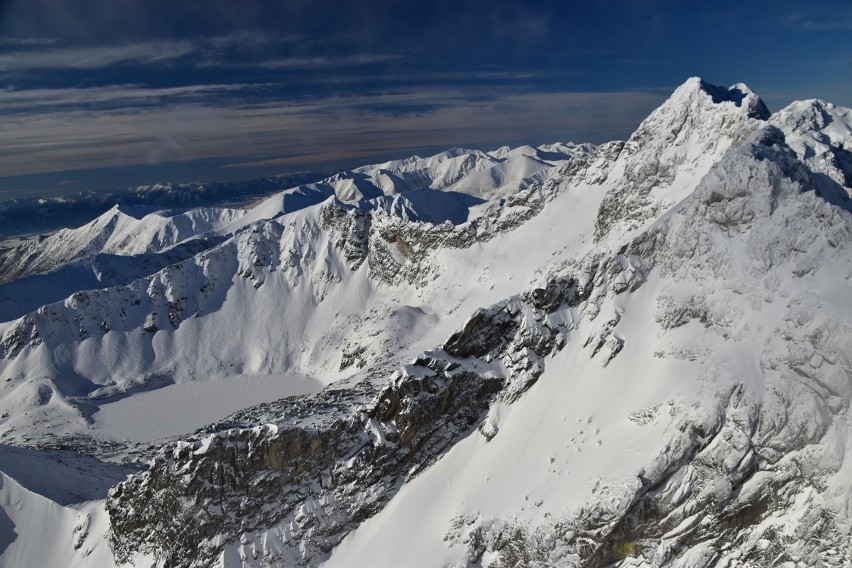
107 352 503 567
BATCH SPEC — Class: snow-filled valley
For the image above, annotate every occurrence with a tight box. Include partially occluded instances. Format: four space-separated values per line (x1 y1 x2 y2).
1 77 851 567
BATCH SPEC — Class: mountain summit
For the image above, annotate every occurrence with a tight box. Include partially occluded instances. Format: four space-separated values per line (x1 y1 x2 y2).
593 77 771 241
1 78 851 567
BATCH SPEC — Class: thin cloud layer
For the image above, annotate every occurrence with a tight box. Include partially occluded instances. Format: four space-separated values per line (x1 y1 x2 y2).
0 0 849 195
0 41 198 72
0 87 665 178
0 83 265 112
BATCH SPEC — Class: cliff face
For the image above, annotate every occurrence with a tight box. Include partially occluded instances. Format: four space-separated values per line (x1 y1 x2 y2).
107 362 503 567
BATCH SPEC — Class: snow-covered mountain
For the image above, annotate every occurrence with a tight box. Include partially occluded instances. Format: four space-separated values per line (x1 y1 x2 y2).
1 77 851 568
0 172 328 242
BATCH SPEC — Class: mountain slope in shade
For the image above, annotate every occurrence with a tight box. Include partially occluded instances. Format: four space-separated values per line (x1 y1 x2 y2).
1 78 851 568
0 471 149 568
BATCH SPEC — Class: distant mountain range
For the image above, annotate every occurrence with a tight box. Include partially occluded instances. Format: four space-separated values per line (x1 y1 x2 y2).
0 171 328 241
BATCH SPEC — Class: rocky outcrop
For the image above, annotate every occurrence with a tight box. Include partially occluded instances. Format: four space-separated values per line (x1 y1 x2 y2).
107 354 504 567
105 225 658 566
366 179 557 286
320 200 371 270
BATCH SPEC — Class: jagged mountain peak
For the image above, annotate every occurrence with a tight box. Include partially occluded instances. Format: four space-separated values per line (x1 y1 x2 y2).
629 76 770 149
353 146 490 174
772 97 852 140
674 76 770 119
0 200 248 287
592 77 772 242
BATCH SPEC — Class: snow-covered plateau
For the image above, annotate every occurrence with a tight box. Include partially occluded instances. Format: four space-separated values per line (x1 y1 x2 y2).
1 77 851 567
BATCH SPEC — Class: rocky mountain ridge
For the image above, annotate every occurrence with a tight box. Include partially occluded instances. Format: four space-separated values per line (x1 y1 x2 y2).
0 77 851 568
0 138 595 447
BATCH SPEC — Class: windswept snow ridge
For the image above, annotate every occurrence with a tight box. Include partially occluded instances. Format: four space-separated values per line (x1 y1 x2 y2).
2 78 852 568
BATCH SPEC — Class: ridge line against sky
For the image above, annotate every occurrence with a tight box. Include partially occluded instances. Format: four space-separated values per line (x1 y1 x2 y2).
0 0 850 198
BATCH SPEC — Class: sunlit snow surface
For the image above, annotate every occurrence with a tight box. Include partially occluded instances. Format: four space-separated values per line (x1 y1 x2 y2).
1 78 852 567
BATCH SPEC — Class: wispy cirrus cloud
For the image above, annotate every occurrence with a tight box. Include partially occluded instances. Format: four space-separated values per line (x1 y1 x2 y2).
0 32 294 73
0 36 60 46
0 40 198 72
255 53 402 70
0 35 404 77
0 86 665 178
777 8 852 30
0 83 267 112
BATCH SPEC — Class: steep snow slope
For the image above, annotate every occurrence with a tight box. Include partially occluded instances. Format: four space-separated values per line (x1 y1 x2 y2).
2 78 852 568
0 234 226 323
325 120 852 567
0 471 147 568
0 444 131 505
108 82 852 568
99 81 852 568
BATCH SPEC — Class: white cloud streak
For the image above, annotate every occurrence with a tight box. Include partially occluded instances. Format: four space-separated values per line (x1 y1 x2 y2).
0 36 59 46
255 53 402 70
0 83 266 111
0 31 402 74
0 39 198 72
778 8 852 31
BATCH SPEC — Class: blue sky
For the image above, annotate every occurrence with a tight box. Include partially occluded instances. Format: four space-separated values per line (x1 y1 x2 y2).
1 0 850 198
